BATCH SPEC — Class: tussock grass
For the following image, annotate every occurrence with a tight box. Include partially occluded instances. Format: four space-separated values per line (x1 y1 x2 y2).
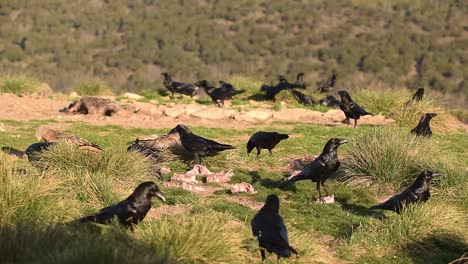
351 86 410 115
136 212 245 264
0 74 40 95
0 221 172 264
339 127 463 192
0 156 63 224
74 80 112 96
349 202 468 253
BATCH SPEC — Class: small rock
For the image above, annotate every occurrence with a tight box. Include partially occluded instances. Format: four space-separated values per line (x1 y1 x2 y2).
123 92 144 100
315 195 335 204
164 106 185 118
230 182 256 193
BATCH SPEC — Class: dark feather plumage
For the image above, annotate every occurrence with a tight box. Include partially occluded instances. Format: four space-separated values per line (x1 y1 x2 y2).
161 72 199 97
370 170 441 214
284 138 348 203
410 113 436 137
338 90 372 128
247 131 289 157
251 194 298 263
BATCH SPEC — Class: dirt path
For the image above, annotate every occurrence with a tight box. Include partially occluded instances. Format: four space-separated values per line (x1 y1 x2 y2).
0 93 400 130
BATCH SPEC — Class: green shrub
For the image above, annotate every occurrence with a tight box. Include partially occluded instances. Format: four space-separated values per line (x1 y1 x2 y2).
74 81 112 96
350 202 467 252
0 74 40 95
338 127 461 191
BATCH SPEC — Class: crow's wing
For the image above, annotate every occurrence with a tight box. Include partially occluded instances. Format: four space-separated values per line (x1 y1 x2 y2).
184 134 234 152
350 102 371 115
285 156 324 182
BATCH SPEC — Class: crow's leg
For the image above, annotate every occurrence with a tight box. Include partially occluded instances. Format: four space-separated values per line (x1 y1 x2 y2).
321 181 330 196
221 99 225 107
277 255 281 264
256 147 261 158
316 181 325 203
261 250 266 264
268 149 273 156
354 118 358 128
194 153 201 165
345 117 350 127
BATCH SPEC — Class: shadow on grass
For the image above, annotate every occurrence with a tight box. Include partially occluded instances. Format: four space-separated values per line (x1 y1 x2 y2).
402 234 467 264
249 171 297 191
335 197 384 218
247 93 269 102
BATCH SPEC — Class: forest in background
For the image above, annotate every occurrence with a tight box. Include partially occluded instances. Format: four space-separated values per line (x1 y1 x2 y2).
0 0 466 101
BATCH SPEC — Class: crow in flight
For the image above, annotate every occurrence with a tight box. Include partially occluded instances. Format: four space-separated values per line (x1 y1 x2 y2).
370 170 441 214
74 181 166 228
338 90 372 127
317 73 336 93
161 72 199 97
284 138 348 203
196 80 245 107
261 73 306 101
412 88 425 102
411 113 436 137
251 194 298 264
290 89 315 106
169 124 235 164
247 131 289 157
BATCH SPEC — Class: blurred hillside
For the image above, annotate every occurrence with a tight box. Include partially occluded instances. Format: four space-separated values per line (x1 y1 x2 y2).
0 0 466 99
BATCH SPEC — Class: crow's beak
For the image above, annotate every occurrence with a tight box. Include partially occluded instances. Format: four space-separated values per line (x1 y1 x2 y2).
431 173 442 178
338 139 349 145
155 192 166 202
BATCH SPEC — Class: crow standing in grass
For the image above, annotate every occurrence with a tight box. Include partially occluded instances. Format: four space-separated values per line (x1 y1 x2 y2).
161 72 199 97
338 90 372 128
289 89 315 106
370 170 441 214
74 181 166 228
25 142 54 162
251 194 298 264
284 138 348 203
411 113 436 137
196 80 245 107
169 124 235 164
317 73 336 93
247 131 289 157
412 88 425 102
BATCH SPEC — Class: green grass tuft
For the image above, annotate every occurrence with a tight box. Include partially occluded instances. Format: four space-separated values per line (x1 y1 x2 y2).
74 80 112 96
0 74 41 95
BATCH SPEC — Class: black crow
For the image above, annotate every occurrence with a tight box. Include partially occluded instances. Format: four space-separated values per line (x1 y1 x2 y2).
169 124 235 164
338 90 372 128
251 194 298 264
411 113 436 137
161 72 199 97
370 170 441 214
293 73 306 89
284 138 348 203
247 131 289 157
74 181 166 228
25 142 54 162
196 80 245 107
317 73 336 93
319 95 341 107
412 88 424 102
290 90 315 106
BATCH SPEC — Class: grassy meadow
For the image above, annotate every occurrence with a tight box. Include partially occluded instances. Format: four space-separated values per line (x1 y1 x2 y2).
0 110 466 263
